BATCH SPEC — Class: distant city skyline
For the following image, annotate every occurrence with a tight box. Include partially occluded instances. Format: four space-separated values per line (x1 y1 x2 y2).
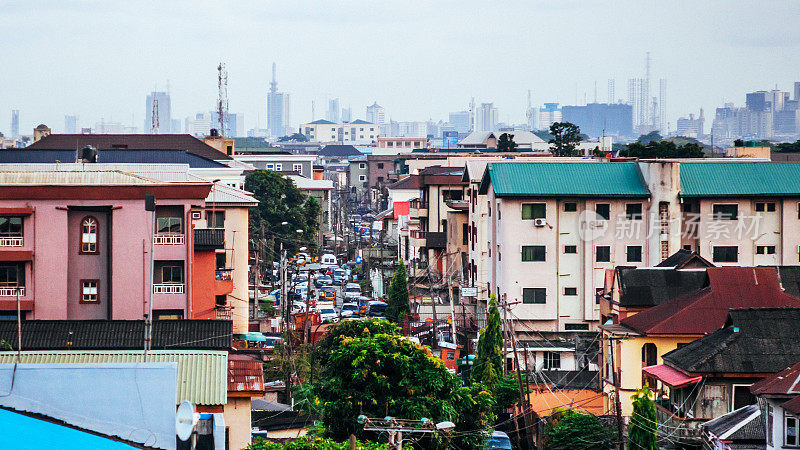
1 1 799 136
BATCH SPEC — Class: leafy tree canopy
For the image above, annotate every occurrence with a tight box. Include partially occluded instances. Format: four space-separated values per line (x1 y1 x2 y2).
775 140 800 153
246 436 384 450
497 133 518 152
314 332 495 449
278 133 310 142
548 122 583 157
385 260 409 324
544 409 616 450
637 131 663 144
619 140 704 159
628 386 658 450
245 170 321 254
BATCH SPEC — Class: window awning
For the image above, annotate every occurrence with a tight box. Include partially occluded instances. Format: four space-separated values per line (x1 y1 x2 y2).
643 364 702 388
243 332 267 342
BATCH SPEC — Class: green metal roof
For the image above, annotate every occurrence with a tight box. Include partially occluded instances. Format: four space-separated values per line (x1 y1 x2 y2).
680 162 800 197
0 350 227 405
478 162 650 198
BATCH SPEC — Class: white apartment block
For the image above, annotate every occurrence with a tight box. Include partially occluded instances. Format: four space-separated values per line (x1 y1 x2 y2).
300 119 378 144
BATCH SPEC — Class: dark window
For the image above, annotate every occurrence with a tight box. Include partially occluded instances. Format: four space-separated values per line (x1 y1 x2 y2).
216 295 227 306
0 263 24 288
207 211 225 228
755 202 776 212
712 246 738 262
543 351 561 370
156 217 182 234
596 246 611 262
785 414 798 447
565 323 590 330
216 252 226 270
154 309 184 320
596 203 610 220
768 203 776 212
756 245 776 255
642 343 657 367
712 204 738 220
0 217 23 238
80 216 98 254
377 163 384 169
563 202 577 212
564 287 577 296
462 224 468 246
521 246 546 262
627 246 642 262
683 244 692 251
377 176 384 182
522 203 546 220
161 265 183 284
522 288 546 304
564 245 577 254
732 385 755 411
626 203 643 220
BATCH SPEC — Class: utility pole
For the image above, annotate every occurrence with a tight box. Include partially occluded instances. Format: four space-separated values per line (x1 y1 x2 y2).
144 194 156 362
427 264 438 349
279 243 292 404
445 253 456 344
509 322 535 450
609 335 625 450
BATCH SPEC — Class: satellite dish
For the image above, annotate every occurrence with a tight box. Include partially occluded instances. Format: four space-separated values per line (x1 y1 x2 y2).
175 400 196 441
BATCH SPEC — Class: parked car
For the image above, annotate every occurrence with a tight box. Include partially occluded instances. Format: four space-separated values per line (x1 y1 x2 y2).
340 303 360 318
315 275 333 287
344 283 362 299
319 308 339 323
487 431 512 449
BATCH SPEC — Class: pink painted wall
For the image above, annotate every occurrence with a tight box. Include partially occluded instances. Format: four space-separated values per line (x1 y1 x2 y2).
0 198 197 320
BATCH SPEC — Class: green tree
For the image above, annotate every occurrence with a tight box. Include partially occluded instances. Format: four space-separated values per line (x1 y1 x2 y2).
549 122 583 156
775 140 800 153
246 436 385 450
544 409 616 450
385 260 409 324
314 333 494 449
637 131 663 144
278 133 310 142
245 170 321 254
497 133 518 152
312 319 400 368
472 294 503 386
628 386 658 450
619 141 704 159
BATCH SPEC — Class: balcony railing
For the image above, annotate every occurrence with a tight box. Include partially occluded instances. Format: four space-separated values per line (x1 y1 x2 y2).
215 305 232 320
153 283 184 294
216 269 233 281
153 233 185 245
410 230 446 248
0 287 24 297
0 237 23 247
409 199 428 209
654 404 705 443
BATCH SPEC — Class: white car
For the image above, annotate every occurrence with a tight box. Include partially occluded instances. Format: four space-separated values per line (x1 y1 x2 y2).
340 303 360 318
320 253 338 268
318 307 339 322
344 283 362 299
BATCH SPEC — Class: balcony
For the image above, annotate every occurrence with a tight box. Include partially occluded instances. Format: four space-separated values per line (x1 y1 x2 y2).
194 229 225 251
445 199 470 211
153 283 184 294
654 403 705 444
409 199 428 218
0 287 24 297
153 233 185 245
410 230 446 248
0 237 23 247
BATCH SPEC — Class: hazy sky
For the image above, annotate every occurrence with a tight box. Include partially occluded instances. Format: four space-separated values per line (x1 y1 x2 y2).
2 0 799 135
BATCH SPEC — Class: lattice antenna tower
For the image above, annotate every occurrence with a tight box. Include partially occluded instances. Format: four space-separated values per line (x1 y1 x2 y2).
217 62 229 136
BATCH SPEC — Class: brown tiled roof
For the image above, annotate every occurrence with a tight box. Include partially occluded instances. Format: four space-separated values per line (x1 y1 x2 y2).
620 267 800 335
27 134 232 160
750 359 800 396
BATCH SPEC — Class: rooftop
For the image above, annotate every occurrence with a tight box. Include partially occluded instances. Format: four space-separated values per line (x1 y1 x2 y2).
26 133 232 161
619 267 800 335
663 308 800 374
680 162 800 197
318 144 362 157
701 404 763 442
458 130 545 146
0 148 229 168
479 162 650 198
750 359 800 396
614 266 709 308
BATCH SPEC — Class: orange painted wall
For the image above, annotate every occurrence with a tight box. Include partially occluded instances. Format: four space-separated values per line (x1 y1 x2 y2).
526 387 604 416
192 250 218 319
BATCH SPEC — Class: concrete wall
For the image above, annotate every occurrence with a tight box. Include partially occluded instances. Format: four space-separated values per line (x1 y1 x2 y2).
223 397 252 450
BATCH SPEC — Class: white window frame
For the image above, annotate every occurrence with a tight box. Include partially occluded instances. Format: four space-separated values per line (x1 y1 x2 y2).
265 163 274 171
293 163 303 174
275 163 282 171
359 163 366 169
358 175 366 182
785 413 799 447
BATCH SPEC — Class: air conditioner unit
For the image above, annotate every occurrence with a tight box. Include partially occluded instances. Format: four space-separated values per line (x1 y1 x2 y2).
534 218 547 227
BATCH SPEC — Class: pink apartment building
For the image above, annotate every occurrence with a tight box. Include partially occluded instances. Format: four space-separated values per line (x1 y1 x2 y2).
0 170 212 320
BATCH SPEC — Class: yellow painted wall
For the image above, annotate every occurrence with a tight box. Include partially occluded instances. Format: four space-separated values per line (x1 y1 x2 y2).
602 333 699 416
224 397 252 450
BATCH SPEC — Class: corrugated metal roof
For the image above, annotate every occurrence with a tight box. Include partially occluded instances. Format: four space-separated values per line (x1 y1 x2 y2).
26 134 232 161
0 350 227 405
207 183 258 204
750 360 800 395
0 149 228 168
680 162 800 197
0 170 163 185
228 359 265 393
478 162 650 197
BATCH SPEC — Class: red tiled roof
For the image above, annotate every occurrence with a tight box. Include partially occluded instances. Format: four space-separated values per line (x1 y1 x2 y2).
784 396 800 415
228 359 265 394
27 134 232 161
750 360 800 396
620 267 800 335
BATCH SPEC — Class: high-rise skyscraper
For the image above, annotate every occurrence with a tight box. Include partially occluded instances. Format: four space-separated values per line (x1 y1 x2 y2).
326 98 340 123
267 63 290 138
11 109 19 139
366 102 385 125
794 82 800 101
476 103 499 131
145 91 172 134
171 119 181 134
658 79 667 133
608 79 615 104
64 115 78 134
341 106 352 123
449 111 471 134
538 103 562 130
